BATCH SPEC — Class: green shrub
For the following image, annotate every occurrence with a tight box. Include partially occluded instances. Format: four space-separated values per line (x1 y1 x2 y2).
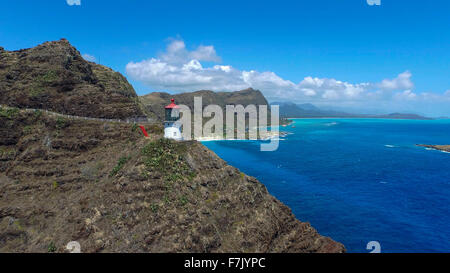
0 107 19 119
150 203 159 213
39 70 58 83
29 85 45 97
48 242 57 253
110 156 130 177
164 195 170 205
22 125 32 135
0 147 16 158
55 117 67 129
179 196 188 207
13 220 23 231
141 138 195 182
34 110 42 119
131 123 138 132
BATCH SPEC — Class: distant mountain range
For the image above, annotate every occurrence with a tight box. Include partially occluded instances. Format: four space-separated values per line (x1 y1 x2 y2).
271 102 434 120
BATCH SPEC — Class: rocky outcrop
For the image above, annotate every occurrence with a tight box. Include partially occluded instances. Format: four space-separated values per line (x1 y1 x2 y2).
0 108 345 253
0 40 344 253
0 39 144 119
417 144 450 152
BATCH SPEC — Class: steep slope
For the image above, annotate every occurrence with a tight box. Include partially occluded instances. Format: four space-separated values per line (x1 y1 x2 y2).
0 39 144 119
0 107 344 253
0 40 344 253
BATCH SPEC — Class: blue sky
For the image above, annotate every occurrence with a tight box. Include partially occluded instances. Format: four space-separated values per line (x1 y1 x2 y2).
1 0 450 116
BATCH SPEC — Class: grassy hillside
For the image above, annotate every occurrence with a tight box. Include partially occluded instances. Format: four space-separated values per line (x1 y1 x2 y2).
0 108 344 253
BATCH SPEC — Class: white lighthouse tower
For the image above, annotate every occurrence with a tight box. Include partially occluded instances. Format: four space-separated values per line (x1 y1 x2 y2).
164 98 183 141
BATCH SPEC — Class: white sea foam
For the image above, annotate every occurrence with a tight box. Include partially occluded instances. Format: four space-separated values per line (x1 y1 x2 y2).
325 122 338 126
421 147 450 153
197 137 247 142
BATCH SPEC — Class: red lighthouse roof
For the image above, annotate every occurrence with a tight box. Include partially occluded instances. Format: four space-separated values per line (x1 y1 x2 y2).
165 98 180 109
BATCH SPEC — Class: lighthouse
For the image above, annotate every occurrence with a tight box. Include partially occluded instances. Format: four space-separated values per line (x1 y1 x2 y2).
164 99 183 140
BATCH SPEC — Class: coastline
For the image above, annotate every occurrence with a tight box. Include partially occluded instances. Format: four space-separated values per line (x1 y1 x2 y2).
417 144 450 153
203 118 450 252
196 130 289 142
287 117 435 121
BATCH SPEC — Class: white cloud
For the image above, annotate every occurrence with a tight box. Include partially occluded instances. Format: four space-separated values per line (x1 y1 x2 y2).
189 45 221 63
66 0 81 6
126 39 450 116
159 39 221 64
297 77 369 101
322 90 339 100
378 71 414 91
82 54 96 62
394 90 417 100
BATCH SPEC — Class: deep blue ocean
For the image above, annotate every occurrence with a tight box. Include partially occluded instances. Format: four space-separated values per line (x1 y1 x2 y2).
202 118 450 253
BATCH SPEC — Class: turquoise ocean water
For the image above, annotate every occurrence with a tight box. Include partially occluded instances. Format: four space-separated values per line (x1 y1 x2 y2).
202 118 450 253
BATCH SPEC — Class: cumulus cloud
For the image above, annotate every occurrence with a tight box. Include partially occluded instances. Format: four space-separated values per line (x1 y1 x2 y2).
126 41 402 101
159 40 221 64
126 39 450 116
82 54 96 62
378 71 414 90
393 90 417 100
66 0 81 6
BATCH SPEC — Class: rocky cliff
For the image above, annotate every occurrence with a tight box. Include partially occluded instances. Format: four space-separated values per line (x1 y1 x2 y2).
417 144 450 152
0 108 344 253
0 39 144 119
0 40 345 253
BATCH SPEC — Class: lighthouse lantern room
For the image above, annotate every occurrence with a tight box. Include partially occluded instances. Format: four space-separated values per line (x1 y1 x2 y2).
164 99 183 140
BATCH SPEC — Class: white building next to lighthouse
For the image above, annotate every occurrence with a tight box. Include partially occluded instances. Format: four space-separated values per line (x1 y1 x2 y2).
164 99 183 141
